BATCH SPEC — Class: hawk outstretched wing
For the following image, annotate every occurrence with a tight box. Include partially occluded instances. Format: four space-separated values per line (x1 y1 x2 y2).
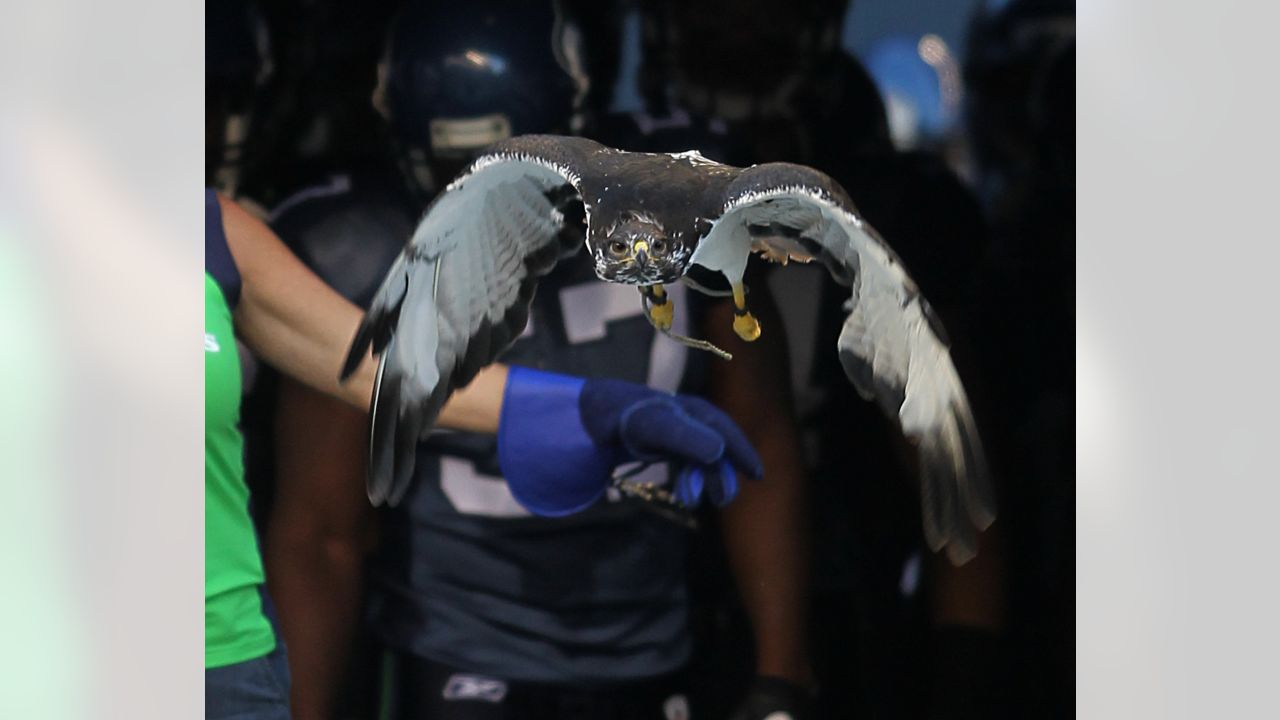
340 136 601 505
701 162 996 564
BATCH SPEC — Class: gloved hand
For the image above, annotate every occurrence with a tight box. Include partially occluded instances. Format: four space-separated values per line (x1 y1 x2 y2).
729 676 813 720
497 366 763 516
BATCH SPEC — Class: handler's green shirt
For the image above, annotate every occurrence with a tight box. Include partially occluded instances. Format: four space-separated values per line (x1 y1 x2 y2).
205 269 275 667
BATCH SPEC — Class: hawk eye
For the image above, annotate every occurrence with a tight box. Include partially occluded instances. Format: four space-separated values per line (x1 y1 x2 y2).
651 239 668 255
608 240 628 257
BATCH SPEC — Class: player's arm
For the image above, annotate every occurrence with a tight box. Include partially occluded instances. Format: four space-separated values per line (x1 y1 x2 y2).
264 376 372 720
218 193 507 431
703 272 813 688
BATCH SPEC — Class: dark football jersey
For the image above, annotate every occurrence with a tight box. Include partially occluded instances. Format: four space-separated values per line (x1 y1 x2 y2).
271 171 704 682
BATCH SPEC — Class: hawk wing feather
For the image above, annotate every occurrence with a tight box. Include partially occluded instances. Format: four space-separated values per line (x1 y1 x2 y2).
712 163 996 564
341 137 594 506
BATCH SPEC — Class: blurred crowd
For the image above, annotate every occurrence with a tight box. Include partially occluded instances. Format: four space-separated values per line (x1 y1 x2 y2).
207 0 1074 718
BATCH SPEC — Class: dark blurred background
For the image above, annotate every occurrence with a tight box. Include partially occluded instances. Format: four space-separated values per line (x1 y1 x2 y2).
208 0 1074 717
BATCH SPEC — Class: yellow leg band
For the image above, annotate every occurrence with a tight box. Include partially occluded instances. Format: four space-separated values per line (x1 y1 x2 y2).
731 283 761 341
733 312 761 341
644 285 673 331
650 302 674 330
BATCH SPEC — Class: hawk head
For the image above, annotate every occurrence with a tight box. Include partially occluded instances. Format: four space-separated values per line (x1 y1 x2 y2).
589 211 694 285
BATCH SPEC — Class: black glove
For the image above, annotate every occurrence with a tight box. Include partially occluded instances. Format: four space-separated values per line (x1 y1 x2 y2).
926 626 1011 720
729 676 813 720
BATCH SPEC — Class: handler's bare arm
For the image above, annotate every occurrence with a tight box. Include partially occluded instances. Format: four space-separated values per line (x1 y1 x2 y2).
217 193 507 432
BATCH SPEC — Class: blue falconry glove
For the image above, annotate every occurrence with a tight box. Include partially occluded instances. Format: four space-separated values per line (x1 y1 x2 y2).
497 366 764 516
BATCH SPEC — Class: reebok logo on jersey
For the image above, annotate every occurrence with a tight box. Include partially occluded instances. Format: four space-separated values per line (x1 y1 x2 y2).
205 332 221 353
442 674 508 703
663 694 690 720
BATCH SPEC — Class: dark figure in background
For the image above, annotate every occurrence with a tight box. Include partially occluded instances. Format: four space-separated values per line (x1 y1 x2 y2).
206 0 272 198
248 2 811 719
556 0 628 124
235 0 404 207
637 1 1013 718
638 0 892 161
964 1 1076 716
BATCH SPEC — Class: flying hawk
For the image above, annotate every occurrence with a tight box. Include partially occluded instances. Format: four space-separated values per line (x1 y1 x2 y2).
341 134 995 564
